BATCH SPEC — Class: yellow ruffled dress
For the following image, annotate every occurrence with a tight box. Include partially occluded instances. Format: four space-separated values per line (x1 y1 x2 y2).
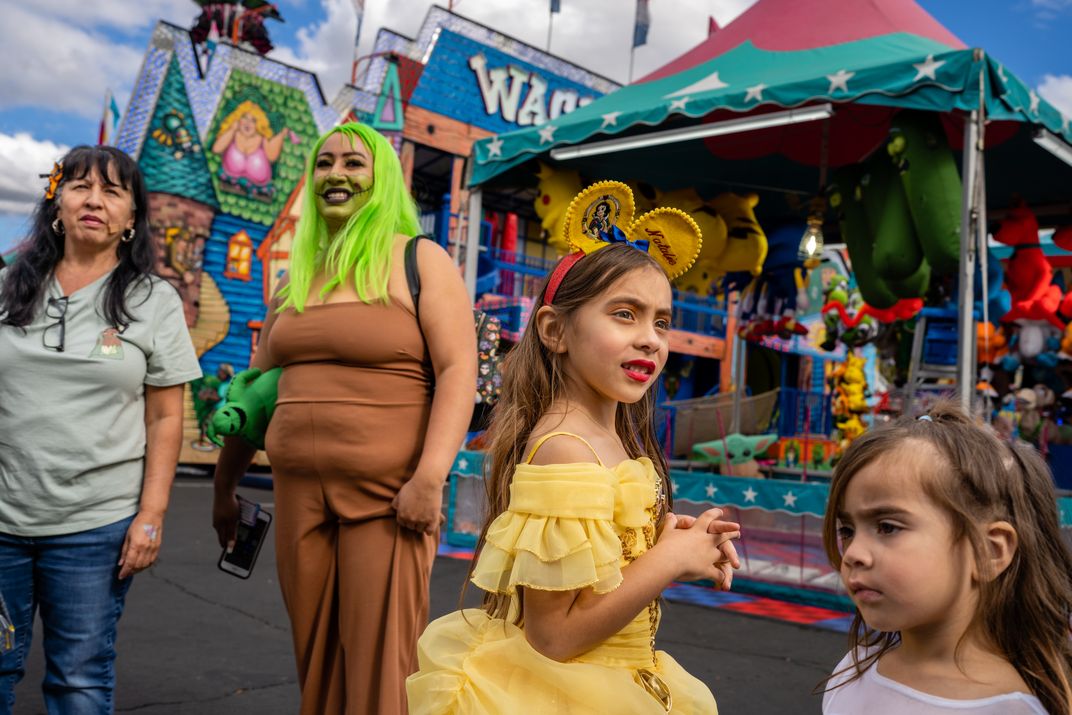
407 438 718 714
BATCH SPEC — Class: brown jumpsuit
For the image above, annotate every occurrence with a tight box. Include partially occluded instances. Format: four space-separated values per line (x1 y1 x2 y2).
264 300 438 715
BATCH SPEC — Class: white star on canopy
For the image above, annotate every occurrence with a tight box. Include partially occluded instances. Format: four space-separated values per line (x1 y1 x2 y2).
705 483 717 498
666 71 728 98
827 69 854 94
783 491 798 508
743 487 758 503
669 96 690 112
912 54 946 81
484 137 503 158
538 124 557 144
744 83 767 102
601 111 622 128
1029 90 1040 115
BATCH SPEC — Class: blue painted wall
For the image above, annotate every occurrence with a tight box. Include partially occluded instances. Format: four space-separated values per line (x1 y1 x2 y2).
408 29 602 135
199 213 268 375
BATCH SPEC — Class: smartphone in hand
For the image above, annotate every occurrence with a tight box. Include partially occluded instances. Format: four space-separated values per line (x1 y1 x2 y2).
218 495 272 579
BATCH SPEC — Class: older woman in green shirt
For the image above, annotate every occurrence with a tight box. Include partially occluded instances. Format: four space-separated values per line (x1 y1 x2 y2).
0 145 201 714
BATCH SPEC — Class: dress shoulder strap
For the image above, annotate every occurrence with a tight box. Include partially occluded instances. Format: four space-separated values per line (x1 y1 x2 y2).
524 432 604 467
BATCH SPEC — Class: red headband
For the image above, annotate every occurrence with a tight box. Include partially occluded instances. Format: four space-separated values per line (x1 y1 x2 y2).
542 251 585 305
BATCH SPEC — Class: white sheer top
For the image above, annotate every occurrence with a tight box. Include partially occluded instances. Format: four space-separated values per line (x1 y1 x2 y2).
823 649 1048 715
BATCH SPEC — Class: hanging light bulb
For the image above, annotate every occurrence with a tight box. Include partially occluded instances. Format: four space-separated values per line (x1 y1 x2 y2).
798 213 824 266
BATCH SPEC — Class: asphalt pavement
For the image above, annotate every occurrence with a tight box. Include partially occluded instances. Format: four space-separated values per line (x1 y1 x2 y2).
12 477 846 714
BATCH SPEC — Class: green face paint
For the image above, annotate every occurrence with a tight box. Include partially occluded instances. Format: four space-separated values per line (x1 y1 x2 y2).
313 132 375 234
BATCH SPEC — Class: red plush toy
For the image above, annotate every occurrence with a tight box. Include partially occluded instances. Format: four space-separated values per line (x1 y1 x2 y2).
821 297 922 328
993 203 1071 329
1054 225 1072 252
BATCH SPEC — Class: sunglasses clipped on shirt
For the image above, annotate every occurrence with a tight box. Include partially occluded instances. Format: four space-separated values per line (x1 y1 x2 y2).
43 296 69 352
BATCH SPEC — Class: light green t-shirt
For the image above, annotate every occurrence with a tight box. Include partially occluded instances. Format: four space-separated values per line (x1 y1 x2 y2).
0 269 202 536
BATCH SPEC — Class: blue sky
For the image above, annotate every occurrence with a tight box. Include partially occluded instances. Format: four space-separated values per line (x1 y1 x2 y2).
2 0 1071 253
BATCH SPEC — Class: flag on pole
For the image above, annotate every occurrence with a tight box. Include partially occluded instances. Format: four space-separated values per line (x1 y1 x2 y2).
550 0 561 13
633 0 650 47
352 0 365 45
351 0 367 85
97 90 121 146
630 0 647 47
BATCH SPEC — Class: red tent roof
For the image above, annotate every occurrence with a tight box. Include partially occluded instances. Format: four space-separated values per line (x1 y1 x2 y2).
639 0 966 83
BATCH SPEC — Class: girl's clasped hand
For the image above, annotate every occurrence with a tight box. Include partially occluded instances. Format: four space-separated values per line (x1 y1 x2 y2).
660 508 741 589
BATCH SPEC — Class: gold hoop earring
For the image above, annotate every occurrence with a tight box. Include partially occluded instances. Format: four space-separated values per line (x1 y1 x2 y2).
51 218 65 235
121 228 135 243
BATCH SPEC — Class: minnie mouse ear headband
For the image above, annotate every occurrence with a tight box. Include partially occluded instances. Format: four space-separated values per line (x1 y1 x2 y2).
543 181 703 304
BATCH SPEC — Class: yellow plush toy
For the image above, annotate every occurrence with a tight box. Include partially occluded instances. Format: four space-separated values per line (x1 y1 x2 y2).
706 192 768 276
624 179 658 215
534 162 583 255
836 413 867 442
658 188 728 295
831 352 869 443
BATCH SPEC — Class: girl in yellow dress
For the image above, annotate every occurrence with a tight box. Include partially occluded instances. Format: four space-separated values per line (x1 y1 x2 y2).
407 183 740 714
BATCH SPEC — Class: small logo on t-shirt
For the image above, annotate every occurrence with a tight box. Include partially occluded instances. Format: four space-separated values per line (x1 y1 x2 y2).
90 328 124 359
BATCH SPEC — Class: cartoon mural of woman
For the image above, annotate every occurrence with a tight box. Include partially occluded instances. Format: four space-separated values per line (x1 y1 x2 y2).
211 100 297 199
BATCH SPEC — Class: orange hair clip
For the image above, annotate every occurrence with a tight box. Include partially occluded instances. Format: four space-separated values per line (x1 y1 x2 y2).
43 162 63 201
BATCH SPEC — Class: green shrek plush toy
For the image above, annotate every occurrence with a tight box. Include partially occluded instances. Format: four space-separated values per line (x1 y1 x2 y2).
206 367 281 450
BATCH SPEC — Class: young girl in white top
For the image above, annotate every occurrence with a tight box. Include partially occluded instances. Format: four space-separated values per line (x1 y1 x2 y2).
407 182 740 713
822 401 1072 715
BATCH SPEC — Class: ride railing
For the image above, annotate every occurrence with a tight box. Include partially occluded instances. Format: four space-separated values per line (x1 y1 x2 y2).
777 387 833 438
671 291 729 336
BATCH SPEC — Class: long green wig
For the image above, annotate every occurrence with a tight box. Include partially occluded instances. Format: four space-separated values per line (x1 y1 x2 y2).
277 122 420 312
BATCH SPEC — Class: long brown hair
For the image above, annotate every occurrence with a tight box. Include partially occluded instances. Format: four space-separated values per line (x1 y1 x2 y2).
821 400 1072 714
470 243 672 624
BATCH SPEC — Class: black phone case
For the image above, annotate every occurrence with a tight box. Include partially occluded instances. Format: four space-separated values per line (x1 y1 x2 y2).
217 509 272 579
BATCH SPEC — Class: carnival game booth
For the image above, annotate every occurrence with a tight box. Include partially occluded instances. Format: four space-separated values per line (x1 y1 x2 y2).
455 0 1072 601
464 0 1072 446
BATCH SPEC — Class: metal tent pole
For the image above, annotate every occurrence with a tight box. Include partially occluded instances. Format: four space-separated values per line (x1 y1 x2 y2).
464 188 483 301
731 333 745 433
957 110 981 415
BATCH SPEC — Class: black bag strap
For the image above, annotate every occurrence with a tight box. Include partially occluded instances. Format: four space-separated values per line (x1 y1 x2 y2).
403 234 430 323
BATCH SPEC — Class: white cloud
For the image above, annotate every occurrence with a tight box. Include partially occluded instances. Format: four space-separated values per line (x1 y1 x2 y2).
15 0 192 34
1030 0 1072 25
0 132 69 214
1032 0 1072 10
1039 73 1072 118
270 0 358 98
0 2 185 119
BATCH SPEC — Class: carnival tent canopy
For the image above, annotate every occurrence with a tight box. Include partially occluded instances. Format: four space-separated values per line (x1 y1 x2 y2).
470 23 1072 224
640 0 966 82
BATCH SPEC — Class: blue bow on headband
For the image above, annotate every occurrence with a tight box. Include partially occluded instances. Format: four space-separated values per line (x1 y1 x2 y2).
599 224 649 253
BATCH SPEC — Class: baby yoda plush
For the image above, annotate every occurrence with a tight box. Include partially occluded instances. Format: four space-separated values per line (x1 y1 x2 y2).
206 367 281 450
692 433 778 466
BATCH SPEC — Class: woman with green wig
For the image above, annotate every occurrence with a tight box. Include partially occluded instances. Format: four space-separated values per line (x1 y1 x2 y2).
211 122 477 714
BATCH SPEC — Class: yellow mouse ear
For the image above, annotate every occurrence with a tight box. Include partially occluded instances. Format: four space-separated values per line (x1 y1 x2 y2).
563 181 636 254
629 207 703 280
